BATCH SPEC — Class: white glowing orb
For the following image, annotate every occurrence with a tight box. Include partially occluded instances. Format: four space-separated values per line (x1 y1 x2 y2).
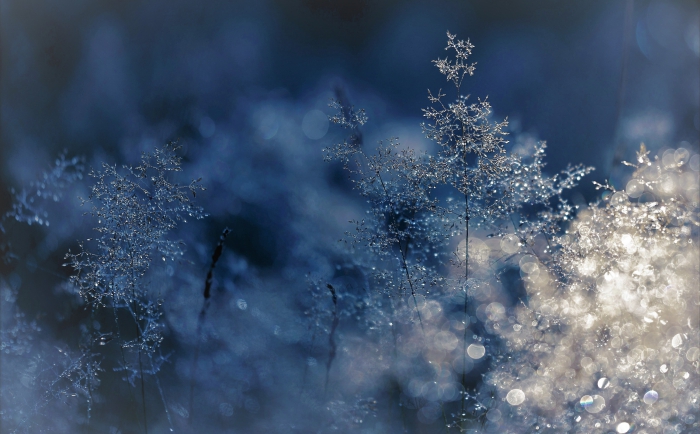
616 422 631 433
467 343 485 359
506 389 525 406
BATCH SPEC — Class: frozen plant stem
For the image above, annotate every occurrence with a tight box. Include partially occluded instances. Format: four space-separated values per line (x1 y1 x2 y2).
324 283 339 397
190 227 230 422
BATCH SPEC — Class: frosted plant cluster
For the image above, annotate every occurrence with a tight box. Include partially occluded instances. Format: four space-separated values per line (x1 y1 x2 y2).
325 32 596 431
480 145 700 433
61 143 203 431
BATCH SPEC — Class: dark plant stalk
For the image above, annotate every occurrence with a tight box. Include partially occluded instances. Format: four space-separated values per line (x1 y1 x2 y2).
324 283 339 397
189 227 230 421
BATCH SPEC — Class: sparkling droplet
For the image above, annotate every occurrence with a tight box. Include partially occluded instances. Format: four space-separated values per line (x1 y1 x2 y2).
643 390 659 404
616 422 631 433
660 364 668 373
506 389 525 406
597 377 610 389
671 334 683 349
580 395 605 413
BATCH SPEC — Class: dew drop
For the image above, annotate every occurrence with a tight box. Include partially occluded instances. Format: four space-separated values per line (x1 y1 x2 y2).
643 390 658 404
597 377 610 389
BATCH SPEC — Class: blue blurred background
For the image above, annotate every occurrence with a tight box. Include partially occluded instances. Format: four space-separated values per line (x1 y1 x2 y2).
2 0 698 187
